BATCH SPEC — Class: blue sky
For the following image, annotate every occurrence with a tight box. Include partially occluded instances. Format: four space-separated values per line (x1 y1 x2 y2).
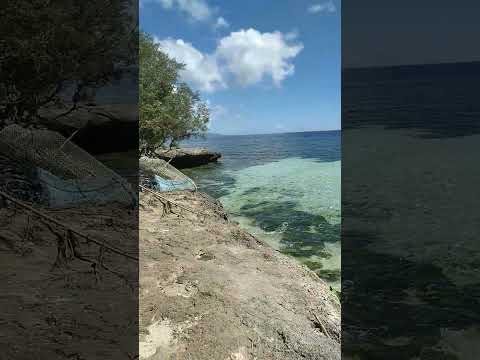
140 0 340 135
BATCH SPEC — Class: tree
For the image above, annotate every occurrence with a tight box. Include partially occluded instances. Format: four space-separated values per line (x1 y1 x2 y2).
139 32 209 156
0 0 137 130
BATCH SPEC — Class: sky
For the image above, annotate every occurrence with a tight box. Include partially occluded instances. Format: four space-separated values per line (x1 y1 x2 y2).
140 0 340 135
343 0 480 68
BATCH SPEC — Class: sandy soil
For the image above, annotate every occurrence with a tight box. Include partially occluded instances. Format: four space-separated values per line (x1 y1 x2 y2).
0 201 138 359
139 190 341 360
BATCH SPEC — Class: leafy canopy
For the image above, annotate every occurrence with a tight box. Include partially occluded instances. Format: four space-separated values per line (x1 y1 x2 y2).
139 32 209 156
0 0 136 128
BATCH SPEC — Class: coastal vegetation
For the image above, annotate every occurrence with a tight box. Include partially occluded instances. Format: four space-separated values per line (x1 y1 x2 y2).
0 0 135 129
139 31 210 156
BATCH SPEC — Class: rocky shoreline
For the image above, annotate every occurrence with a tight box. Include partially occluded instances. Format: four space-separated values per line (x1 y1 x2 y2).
155 148 221 169
140 190 341 359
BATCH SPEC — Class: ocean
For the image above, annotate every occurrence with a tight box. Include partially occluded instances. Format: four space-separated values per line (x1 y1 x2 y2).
341 62 480 358
182 130 341 290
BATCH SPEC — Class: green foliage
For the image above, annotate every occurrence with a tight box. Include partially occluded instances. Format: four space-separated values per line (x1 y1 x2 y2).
139 31 209 156
0 0 136 126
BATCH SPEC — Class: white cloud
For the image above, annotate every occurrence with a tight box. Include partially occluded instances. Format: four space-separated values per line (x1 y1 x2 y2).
156 38 225 92
308 1 336 14
155 28 303 91
176 0 212 21
143 0 231 31
216 28 303 87
214 16 229 29
144 0 212 21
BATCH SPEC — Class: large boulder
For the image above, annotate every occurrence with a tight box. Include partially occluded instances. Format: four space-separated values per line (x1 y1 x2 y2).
155 148 221 169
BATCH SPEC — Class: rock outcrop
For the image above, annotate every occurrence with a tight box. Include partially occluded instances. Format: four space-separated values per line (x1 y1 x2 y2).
155 148 221 169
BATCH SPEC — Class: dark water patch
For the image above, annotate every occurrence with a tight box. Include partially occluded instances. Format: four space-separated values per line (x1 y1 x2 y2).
239 200 272 211
302 260 325 271
239 201 340 245
282 246 334 260
316 269 341 283
343 229 480 359
237 200 340 283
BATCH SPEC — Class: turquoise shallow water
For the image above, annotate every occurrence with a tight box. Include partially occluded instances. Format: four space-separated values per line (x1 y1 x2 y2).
183 131 341 289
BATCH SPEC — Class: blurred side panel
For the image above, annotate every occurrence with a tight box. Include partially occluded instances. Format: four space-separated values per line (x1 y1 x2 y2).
0 1 139 359
342 1 480 359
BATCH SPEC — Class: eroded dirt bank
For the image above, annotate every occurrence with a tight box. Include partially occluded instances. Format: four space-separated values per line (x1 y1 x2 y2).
140 190 341 360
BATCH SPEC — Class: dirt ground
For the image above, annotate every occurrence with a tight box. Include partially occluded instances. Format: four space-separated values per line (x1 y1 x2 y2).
0 200 138 360
0 189 340 359
139 190 340 360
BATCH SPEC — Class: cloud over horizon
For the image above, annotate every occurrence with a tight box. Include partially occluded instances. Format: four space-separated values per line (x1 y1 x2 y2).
155 37 225 92
156 28 303 92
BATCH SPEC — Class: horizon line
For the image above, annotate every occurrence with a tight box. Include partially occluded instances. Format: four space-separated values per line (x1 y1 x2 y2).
205 129 341 137
343 59 480 71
